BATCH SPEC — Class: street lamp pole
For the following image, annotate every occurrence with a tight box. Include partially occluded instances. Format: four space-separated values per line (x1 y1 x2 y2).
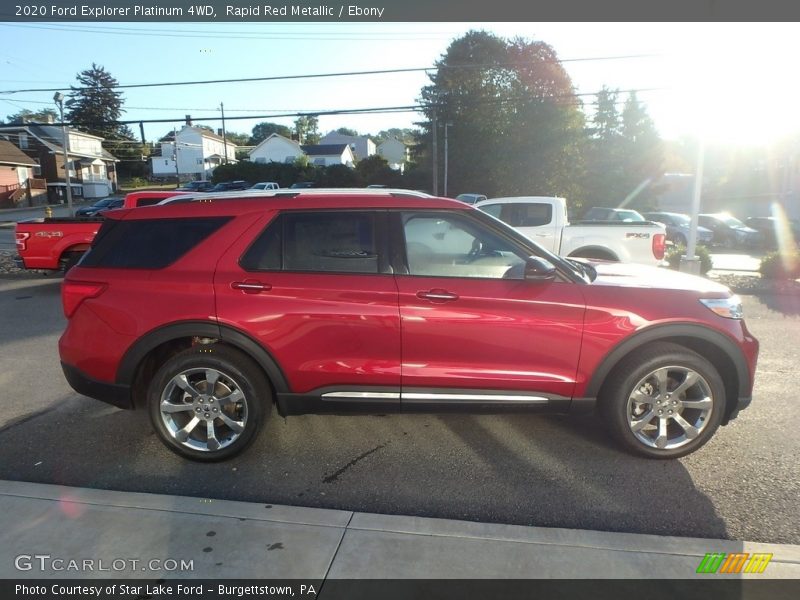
53 92 74 217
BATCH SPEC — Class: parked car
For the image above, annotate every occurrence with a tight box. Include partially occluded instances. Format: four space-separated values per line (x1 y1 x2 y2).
59 191 757 461
211 181 250 192
75 197 124 217
176 181 215 192
455 193 488 204
643 212 714 247
289 182 316 189
744 216 800 249
582 207 648 222
476 196 667 265
14 191 193 272
250 182 280 191
698 213 761 248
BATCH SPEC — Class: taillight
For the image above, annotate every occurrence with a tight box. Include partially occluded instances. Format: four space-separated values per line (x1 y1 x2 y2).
15 231 30 252
62 281 106 318
652 233 666 260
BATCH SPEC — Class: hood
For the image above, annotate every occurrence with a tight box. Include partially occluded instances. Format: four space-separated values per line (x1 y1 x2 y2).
585 261 731 294
733 226 759 235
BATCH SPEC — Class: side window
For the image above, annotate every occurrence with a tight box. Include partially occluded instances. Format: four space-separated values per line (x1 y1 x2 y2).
402 213 526 279
241 212 380 274
81 217 230 269
498 203 553 227
479 204 502 219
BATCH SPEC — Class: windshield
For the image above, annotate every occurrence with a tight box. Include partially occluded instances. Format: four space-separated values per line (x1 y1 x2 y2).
617 210 644 222
719 214 746 227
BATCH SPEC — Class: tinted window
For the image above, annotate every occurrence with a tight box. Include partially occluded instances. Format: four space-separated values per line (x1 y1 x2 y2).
242 212 380 274
479 204 503 219
498 203 553 227
402 213 526 279
81 217 230 269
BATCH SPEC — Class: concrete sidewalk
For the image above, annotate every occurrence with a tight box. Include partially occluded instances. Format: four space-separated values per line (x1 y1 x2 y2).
1 480 799 580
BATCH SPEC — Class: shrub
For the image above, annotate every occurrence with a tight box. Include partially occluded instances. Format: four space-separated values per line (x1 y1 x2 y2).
665 244 713 275
759 251 800 280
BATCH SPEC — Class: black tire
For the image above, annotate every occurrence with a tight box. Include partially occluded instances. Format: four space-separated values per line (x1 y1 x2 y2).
61 251 84 273
147 345 271 461
674 234 687 247
599 342 725 459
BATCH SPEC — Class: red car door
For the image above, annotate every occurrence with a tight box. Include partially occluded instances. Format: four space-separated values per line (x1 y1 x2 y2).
214 210 402 411
394 211 585 405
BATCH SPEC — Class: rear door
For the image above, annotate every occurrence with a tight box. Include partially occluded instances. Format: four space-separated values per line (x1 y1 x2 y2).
214 209 402 411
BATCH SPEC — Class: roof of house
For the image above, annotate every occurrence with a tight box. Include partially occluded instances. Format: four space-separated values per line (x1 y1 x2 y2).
301 144 350 156
0 124 118 161
0 139 37 167
247 133 301 156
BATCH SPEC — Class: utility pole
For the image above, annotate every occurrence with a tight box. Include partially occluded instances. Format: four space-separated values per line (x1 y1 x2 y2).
443 122 452 197
173 127 180 187
53 92 74 217
431 107 438 196
220 102 229 164
680 140 704 275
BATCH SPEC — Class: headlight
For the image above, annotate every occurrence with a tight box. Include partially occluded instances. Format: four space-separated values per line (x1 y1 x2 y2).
700 296 743 319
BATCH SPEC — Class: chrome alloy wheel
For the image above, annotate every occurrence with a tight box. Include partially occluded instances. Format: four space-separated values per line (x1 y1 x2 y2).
159 368 249 452
626 366 714 451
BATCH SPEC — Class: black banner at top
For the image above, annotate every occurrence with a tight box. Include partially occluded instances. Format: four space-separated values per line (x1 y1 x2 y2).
1 0 800 22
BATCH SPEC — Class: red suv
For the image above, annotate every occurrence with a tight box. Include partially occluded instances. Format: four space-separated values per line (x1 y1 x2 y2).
59 193 758 461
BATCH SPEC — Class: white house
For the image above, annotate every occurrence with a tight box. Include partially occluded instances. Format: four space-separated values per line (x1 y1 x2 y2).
301 144 356 167
377 138 409 172
318 132 376 161
248 134 304 164
152 124 237 180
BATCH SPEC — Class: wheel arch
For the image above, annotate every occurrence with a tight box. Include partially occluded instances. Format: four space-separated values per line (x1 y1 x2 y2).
586 323 750 424
568 246 620 261
116 320 290 409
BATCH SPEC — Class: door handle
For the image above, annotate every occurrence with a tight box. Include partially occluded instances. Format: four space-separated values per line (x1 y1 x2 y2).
417 290 459 302
231 281 272 294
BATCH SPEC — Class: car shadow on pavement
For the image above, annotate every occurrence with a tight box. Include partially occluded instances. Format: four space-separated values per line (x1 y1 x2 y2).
0 397 731 545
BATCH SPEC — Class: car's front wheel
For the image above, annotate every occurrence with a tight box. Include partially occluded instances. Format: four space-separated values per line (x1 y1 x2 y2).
147 345 270 461
600 342 725 459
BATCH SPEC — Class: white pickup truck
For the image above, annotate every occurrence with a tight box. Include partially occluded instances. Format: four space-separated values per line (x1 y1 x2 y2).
475 196 667 265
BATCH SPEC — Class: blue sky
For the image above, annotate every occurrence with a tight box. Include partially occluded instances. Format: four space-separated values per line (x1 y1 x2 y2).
0 22 796 146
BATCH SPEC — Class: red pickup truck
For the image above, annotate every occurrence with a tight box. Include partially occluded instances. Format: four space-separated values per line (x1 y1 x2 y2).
14 191 191 271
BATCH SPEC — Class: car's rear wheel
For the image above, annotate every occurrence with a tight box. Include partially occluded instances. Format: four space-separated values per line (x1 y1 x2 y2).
600 342 725 459
147 345 270 461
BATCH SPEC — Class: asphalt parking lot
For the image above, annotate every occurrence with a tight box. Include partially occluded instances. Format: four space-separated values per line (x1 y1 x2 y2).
0 271 797 545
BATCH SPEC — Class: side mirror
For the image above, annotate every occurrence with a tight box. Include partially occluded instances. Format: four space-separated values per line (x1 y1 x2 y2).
524 256 557 282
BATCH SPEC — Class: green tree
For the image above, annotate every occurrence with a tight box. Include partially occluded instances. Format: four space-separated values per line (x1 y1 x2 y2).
64 63 144 177
418 31 586 202
250 121 292 145
335 127 359 136
2 108 58 124
618 92 664 208
294 115 320 145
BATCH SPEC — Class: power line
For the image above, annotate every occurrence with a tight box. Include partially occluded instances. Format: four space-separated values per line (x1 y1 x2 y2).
0 55 658 95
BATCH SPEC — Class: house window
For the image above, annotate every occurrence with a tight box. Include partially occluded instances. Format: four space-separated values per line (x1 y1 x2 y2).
165 160 169 166
196 158 203 165
33 164 42 177
284 155 295 163
92 165 102 175
313 158 325 166
19 132 28 149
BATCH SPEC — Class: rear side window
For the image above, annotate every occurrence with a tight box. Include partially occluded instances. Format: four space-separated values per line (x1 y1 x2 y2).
241 211 380 274
81 217 230 269
498 203 553 227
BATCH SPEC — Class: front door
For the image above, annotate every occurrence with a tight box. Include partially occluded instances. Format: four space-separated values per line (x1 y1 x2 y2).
394 211 585 406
